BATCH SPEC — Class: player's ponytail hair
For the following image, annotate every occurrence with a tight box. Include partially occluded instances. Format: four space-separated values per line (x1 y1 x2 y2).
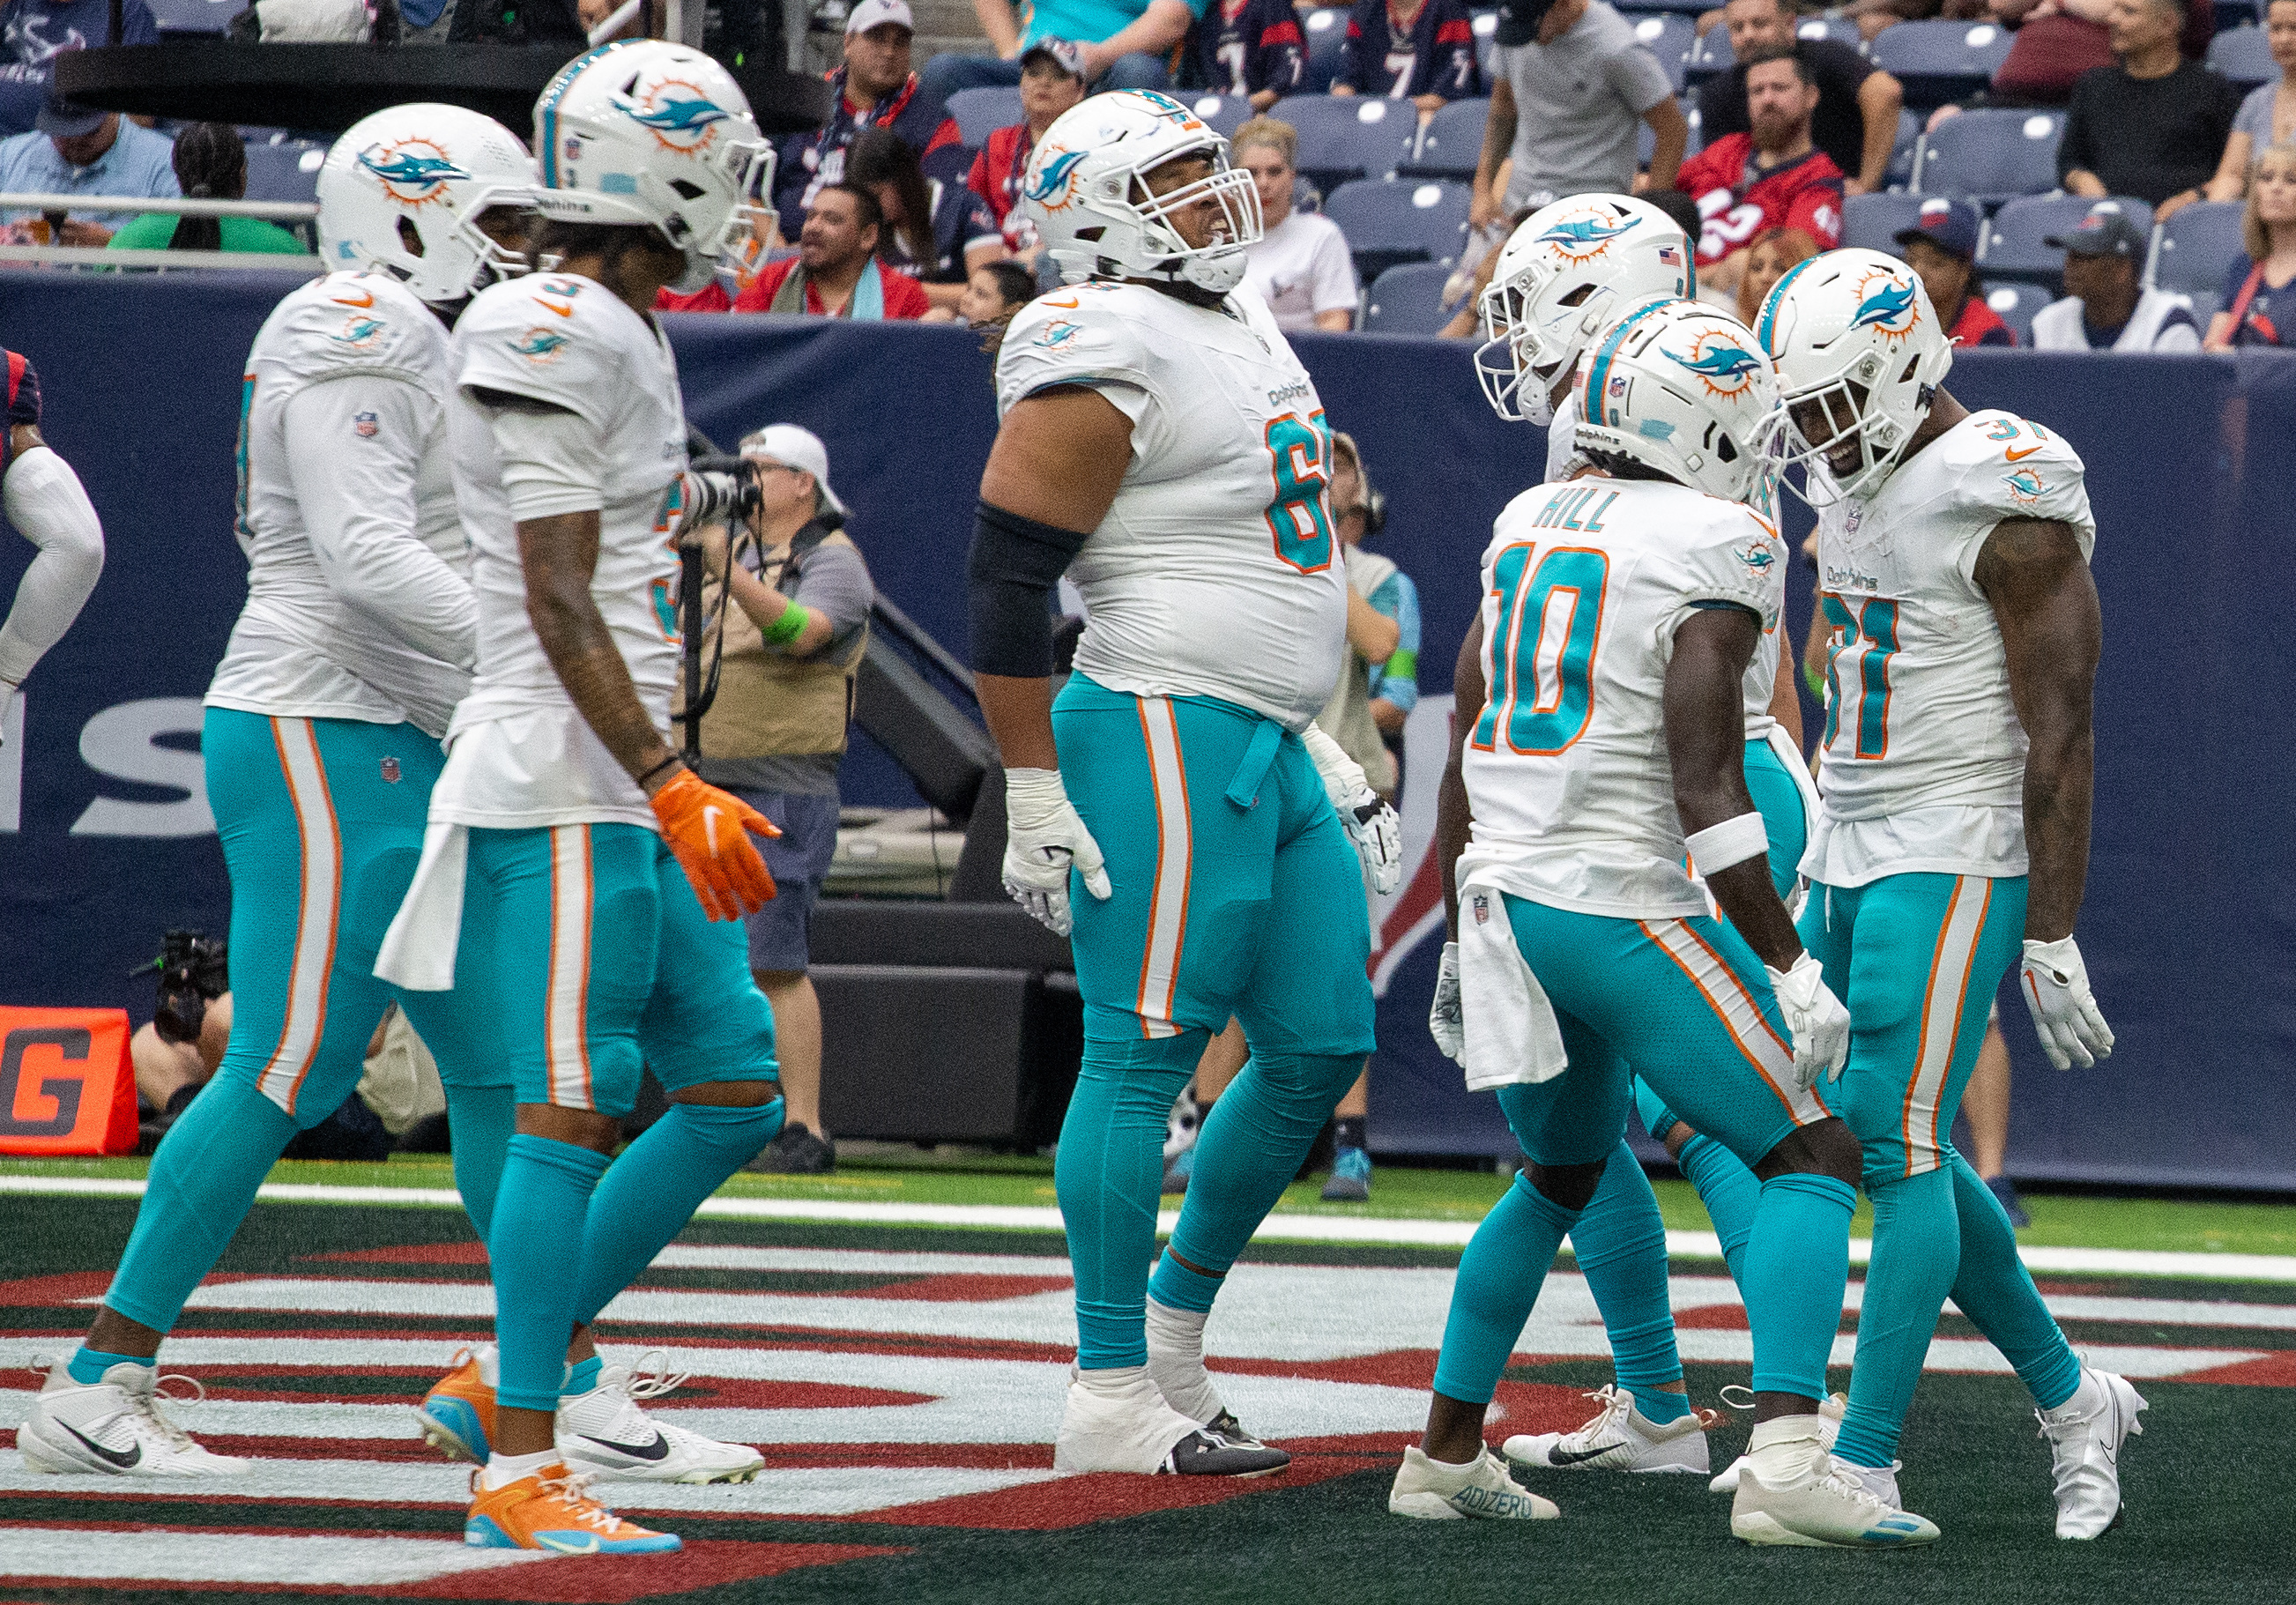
167 123 245 255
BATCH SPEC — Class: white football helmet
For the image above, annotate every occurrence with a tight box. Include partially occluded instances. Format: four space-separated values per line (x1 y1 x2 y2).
1754 247 1954 503
316 103 535 306
1475 194 1694 427
1023 90 1262 295
531 40 776 294
1572 298 1778 507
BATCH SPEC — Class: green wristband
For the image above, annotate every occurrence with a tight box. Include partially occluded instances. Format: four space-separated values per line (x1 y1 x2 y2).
763 603 809 646
1802 662 1825 698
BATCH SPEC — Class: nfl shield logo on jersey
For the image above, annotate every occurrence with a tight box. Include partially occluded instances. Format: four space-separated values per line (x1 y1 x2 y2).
1472 894 1490 925
380 756 401 784
353 411 379 438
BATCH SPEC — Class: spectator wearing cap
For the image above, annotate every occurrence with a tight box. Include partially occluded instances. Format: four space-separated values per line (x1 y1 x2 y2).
1697 0 1904 197
1185 0 1306 110
1893 197 2016 346
966 39 1090 259
686 425 876 1178
1233 117 1358 331
0 0 156 137
2058 0 2243 217
1331 0 1483 113
922 0 1193 119
1471 0 1686 233
107 123 304 255
845 126 1006 316
734 182 932 318
0 89 175 244
2206 137 2296 346
2031 202 2201 348
2204 0 2296 204
1674 48 1843 300
772 0 966 246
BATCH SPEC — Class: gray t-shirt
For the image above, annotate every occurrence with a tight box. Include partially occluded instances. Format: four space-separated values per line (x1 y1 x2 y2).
1497 2 1675 212
2234 81 2290 159
698 531 876 796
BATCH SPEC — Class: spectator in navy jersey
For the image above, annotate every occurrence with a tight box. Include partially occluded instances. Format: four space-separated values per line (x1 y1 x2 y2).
846 127 1007 316
1331 0 1482 114
773 0 966 244
1187 0 1307 110
0 0 155 137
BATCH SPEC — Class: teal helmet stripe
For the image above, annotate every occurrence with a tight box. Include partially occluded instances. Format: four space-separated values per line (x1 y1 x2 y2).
1581 297 1672 428
1756 255 1820 355
537 41 621 189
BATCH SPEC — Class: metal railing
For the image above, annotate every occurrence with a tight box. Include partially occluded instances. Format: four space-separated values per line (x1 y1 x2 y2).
0 191 321 270
0 190 318 220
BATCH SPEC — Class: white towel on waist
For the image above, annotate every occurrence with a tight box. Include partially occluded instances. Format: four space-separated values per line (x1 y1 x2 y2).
374 821 468 992
1456 862 1569 1090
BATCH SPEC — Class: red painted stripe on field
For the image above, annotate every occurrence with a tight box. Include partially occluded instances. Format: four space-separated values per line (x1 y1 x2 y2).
304 1244 492 1266
2171 1350 2296 1386
862 1453 1383 1530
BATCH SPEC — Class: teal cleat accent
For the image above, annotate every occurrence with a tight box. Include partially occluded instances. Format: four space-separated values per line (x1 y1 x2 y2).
1320 1146 1371 1202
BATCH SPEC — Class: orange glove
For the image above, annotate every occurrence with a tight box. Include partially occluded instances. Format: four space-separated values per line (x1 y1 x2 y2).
648 768 779 921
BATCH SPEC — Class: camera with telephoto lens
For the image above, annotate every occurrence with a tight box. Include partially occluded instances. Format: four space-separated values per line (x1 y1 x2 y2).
129 929 230 1046
682 455 762 530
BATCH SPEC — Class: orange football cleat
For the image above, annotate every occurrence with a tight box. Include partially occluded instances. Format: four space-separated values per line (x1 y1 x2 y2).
464 1462 682 1554
417 1347 499 1464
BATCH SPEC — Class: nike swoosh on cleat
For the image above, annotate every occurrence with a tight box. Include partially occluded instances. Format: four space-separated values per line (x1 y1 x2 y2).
1545 1444 1621 1467
537 1532 602 1555
579 1431 672 1462
57 1421 142 1469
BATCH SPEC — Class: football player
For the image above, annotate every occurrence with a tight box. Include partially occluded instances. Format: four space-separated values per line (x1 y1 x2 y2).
0 345 101 743
1758 248 2138 1540
373 42 788 1554
1395 300 1936 1549
21 103 531 1482
966 89 1401 1476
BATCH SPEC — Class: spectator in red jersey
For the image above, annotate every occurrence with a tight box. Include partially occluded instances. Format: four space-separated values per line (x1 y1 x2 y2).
739 183 931 319
1675 47 1845 300
2060 0 2244 216
1185 0 1307 110
772 0 966 245
1330 0 1482 113
968 38 1091 259
845 127 1007 316
1697 0 1905 196
1893 197 2017 346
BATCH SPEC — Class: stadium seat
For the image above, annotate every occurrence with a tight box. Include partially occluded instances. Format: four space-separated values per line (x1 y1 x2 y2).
946 86 1022 148
1271 93 1413 190
242 141 325 206
2151 199 2246 296
2208 25 2277 89
147 0 244 33
1625 11 1696 91
1304 6 1350 92
1884 108 1920 189
1321 176 1474 280
1869 20 2014 111
1980 192 2154 286
1362 261 1457 333
2215 0 2261 27
1396 98 1490 179
1979 280 2048 345
1912 108 2064 205
1182 93 1254 138
1682 16 1854 83
1638 97 1703 165
1841 190 1928 253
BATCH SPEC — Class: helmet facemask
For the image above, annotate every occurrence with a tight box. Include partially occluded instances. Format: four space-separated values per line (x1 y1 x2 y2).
1109 146 1262 294
1764 348 1930 507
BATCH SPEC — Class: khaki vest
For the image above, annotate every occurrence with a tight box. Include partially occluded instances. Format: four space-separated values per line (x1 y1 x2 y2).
692 523 870 762
1315 545 1399 799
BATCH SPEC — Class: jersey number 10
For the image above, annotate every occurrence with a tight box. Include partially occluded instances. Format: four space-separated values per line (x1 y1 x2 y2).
1474 541 1609 755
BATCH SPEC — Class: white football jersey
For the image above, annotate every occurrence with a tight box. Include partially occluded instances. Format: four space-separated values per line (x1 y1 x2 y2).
205 271 475 739
1802 410 2095 888
1462 477 1786 917
996 281 1347 731
429 271 688 831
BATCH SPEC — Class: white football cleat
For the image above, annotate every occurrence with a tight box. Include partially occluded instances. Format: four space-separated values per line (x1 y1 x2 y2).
555 1353 763 1484
1829 1454 1904 1511
1503 1385 1713 1474
2038 1367 2147 1540
1389 1445 1560 1520
1711 1390 1844 1493
1052 1364 1289 1476
18 1356 249 1477
1729 1419 1936 1548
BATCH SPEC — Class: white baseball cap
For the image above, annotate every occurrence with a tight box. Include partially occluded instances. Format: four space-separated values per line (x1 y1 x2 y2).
844 0 914 34
739 424 846 515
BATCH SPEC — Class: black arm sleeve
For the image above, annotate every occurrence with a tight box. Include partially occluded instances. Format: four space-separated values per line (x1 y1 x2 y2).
966 500 1093 678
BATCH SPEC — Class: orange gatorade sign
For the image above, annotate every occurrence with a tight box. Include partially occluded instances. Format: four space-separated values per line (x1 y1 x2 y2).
0 1008 136 1155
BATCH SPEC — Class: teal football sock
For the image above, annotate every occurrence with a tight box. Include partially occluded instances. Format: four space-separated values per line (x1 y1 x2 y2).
442 1082 516 1244
67 1348 155 1386
1945 1150 2081 1411
1147 1252 1222 1316
1160 1050 1361 1285
1631 1077 1680 1145
103 1074 298 1334
1833 1166 1959 1468
571 1098 784 1326
1740 1171 1856 1402
490 1134 610 1412
1569 1141 1688 1423
1056 1034 1201 1369
1676 1133 1762 1291
565 1354 604 1397
1430 1174 1579 1405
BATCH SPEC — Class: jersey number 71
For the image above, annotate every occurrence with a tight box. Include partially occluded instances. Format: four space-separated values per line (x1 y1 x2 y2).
1474 540 1609 755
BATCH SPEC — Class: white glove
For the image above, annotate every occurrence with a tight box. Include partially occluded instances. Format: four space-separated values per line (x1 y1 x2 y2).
1300 722 1403 895
1765 950 1851 1091
2019 935 2114 1069
1430 940 1463 1061
999 767 1111 936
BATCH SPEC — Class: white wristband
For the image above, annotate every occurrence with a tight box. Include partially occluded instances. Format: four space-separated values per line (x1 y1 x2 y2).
1686 811 1768 874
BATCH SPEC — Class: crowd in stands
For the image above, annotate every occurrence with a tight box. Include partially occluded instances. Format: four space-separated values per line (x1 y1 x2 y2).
2 0 2292 350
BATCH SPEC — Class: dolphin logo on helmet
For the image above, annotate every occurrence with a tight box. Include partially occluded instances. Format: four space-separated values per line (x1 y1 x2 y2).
356 140 472 206
1849 274 1921 339
1668 336 1765 397
613 81 731 153
1535 212 1638 261
1025 149 1089 210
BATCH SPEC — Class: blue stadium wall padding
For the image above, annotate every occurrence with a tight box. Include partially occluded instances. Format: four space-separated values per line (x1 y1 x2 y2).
0 270 2288 1187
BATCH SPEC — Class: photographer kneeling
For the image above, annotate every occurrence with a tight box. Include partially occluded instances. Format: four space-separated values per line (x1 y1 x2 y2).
687 426 874 1175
